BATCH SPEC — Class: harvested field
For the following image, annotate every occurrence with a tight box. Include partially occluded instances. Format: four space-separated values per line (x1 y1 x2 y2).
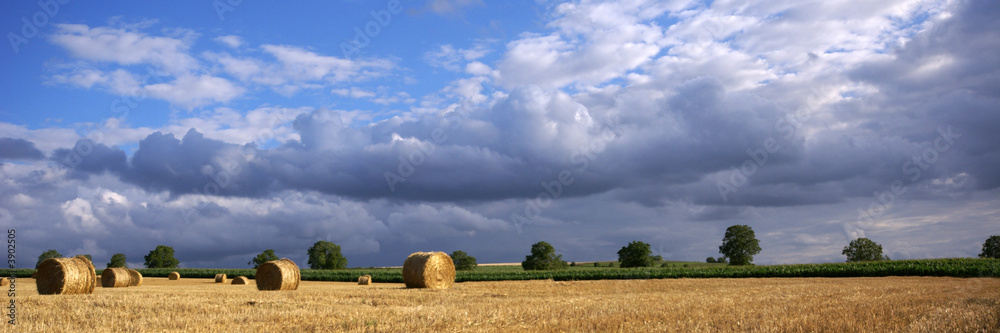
13 276 999 332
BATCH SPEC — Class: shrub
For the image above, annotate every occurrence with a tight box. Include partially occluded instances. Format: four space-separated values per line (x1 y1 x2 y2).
144 245 179 268
980 235 1000 259
307 241 347 269
107 253 127 268
451 250 478 271
249 249 280 269
521 242 567 270
843 238 889 262
36 249 63 269
617 241 655 268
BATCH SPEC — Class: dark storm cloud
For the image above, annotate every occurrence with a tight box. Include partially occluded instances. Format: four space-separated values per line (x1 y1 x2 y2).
51 140 128 179
0 137 45 160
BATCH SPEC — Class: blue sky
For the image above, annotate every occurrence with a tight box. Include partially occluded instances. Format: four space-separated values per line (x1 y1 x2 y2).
2 0 999 269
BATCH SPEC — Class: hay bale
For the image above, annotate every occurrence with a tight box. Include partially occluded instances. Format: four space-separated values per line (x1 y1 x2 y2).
168 272 180 280
255 258 300 291
128 269 143 286
0 277 9 287
358 275 372 285
215 274 227 283
31 271 37 278
35 255 97 295
402 252 455 289
101 267 132 288
232 276 249 285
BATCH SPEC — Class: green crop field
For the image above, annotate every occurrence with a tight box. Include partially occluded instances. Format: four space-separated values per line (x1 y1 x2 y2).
5 258 997 282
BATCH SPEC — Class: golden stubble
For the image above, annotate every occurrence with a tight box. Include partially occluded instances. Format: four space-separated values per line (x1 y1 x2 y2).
9 276 999 332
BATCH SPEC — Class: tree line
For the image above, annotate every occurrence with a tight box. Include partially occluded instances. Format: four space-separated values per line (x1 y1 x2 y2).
35 231 1000 270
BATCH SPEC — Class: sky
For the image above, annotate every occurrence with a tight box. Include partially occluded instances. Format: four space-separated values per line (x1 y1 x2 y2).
1 0 998 269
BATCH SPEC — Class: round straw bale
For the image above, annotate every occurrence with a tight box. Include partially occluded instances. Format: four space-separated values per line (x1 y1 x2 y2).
231 276 249 285
402 252 455 289
101 267 132 288
36 255 97 295
358 274 372 285
0 277 9 287
168 271 180 280
255 258 300 291
215 274 227 283
128 269 143 286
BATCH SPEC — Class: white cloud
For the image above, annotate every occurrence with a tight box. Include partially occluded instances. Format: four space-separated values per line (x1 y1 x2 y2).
60 198 102 233
465 61 492 76
214 35 243 49
426 43 491 71
47 67 108 88
144 75 244 109
332 87 376 99
49 24 199 74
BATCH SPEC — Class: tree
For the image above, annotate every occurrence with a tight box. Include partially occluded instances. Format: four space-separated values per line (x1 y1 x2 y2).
652 255 663 261
842 238 889 262
144 245 180 268
706 257 716 263
107 253 127 268
451 250 478 270
307 241 347 269
719 225 761 266
36 249 63 268
248 249 279 268
716 257 727 264
980 235 1000 259
521 241 567 270
617 241 654 268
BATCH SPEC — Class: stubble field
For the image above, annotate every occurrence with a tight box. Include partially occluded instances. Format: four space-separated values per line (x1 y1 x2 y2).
10 276 1000 332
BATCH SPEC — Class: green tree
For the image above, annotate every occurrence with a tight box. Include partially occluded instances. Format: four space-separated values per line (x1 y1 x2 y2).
980 235 1000 259
716 257 727 264
36 249 63 268
248 249 279 268
450 250 478 270
706 257 716 263
521 241 567 270
842 238 889 262
144 245 180 268
652 255 663 262
107 253 127 268
617 241 654 268
307 241 347 269
719 225 762 266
